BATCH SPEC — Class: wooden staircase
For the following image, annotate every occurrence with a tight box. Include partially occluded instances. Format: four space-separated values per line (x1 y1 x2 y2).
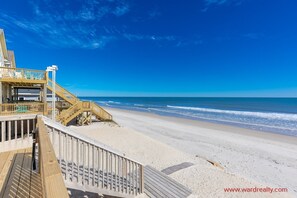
56 101 112 125
47 79 112 125
47 79 79 105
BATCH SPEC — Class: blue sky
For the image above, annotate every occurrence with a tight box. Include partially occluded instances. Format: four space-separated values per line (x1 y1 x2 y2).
1 0 297 97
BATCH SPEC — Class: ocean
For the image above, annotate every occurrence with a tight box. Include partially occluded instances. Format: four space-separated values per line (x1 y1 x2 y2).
79 97 297 137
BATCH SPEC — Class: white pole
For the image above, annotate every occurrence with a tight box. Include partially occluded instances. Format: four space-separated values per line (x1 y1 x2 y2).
52 67 56 121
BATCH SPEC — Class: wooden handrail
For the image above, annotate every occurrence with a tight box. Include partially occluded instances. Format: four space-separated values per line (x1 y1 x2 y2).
36 117 69 198
47 79 79 105
91 102 113 121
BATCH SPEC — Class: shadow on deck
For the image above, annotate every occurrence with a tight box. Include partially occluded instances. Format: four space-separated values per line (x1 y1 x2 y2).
0 148 42 197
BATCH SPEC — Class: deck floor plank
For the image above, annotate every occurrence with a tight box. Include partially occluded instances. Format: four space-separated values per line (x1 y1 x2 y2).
0 151 10 172
144 165 192 198
2 149 25 197
0 151 12 190
16 148 33 197
146 165 192 195
145 166 189 196
0 148 42 198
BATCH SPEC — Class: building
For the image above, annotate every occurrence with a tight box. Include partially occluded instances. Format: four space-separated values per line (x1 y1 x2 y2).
0 29 112 125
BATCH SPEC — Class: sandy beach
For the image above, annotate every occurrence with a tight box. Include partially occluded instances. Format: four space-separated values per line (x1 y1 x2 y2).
70 107 297 198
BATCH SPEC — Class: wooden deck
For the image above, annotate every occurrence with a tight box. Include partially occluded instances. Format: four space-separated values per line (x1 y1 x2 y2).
0 147 42 197
144 165 192 198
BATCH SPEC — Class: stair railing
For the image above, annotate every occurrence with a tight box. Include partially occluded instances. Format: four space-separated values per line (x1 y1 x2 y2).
91 103 113 121
57 101 82 124
41 116 144 197
47 79 79 105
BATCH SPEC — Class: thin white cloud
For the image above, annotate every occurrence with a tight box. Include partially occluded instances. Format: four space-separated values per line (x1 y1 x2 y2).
123 34 176 42
0 0 129 49
205 0 228 6
203 0 244 11
0 0 200 49
113 4 130 16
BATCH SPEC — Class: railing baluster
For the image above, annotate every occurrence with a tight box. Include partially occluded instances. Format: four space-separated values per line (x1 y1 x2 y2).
121 157 125 192
21 119 24 140
97 147 100 187
115 155 117 192
131 162 133 194
110 153 113 190
102 150 104 189
27 119 30 138
125 158 128 194
1 121 5 143
82 142 85 185
8 121 11 141
14 120 17 140
136 163 138 194
65 133 68 180
77 139 80 183
88 143 90 185
92 145 95 186
117 155 120 192
140 165 144 193
106 151 108 189
129 160 131 194
59 130 61 164
71 136 74 182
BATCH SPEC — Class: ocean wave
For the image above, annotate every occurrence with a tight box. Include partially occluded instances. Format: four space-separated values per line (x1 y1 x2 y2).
107 101 121 104
149 108 297 133
96 101 107 103
134 104 144 107
167 105 297 121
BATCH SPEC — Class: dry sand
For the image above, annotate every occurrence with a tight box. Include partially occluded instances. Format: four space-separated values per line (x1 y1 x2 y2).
70 107 297 198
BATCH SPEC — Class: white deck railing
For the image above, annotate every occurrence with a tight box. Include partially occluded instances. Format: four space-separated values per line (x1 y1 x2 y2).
0 114 36 151
0 115 144 197
42 116 144 197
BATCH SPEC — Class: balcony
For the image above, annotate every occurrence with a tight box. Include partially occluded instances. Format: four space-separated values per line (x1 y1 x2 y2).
0 67 47 85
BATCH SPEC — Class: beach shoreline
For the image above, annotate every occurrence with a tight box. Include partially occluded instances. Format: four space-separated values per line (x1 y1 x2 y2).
70 106 297 197
105 106 297 144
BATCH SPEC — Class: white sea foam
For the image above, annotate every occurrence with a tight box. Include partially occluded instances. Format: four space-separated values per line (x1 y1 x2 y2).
96 101 107 103
108 101 121 104
134 104 144 107
167 105 297 121
149 108 297 133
